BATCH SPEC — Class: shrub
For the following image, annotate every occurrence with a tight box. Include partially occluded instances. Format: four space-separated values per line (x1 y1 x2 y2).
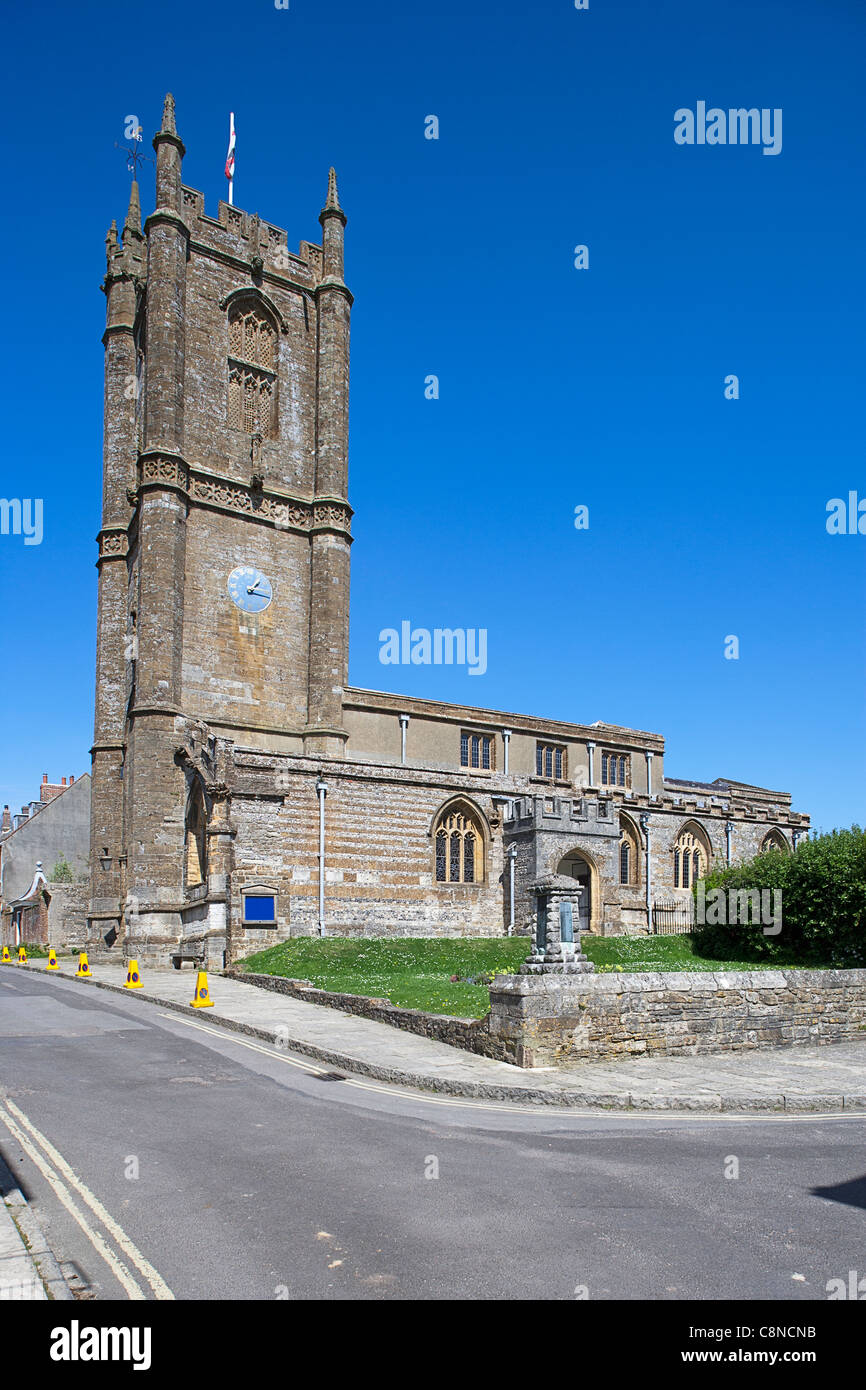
692 827 866 966
50 855 75 883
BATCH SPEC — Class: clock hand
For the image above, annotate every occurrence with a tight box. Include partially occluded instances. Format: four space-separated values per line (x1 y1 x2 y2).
246 579 263 594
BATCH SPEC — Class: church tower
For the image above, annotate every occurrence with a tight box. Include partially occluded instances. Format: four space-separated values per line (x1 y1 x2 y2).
88 95 353 957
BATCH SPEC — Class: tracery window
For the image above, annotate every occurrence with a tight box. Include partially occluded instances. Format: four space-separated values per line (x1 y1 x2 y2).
673 828 708 889
760 830 788 855
434 805 484 885
227 301 276 438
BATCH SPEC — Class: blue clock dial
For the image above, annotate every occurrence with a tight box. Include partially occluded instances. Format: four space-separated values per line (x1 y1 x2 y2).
227 566 273 613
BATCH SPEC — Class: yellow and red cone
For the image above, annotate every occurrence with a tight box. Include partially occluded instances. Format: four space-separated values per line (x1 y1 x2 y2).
190 971 214 1009
124 959 143 990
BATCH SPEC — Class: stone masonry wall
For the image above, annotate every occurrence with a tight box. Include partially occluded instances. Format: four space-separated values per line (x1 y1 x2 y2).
229 756 507 955
486 970 866 1068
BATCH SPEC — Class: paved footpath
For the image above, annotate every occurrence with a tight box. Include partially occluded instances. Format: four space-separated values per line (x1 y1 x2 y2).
0 1151 72 1301
11 957 866 1113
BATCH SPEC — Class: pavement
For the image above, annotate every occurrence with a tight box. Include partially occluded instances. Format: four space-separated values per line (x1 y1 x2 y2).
0 1151 72 1301
9 955 866 1113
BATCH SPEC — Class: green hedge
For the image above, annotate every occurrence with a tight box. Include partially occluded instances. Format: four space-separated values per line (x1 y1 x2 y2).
691 827 866 967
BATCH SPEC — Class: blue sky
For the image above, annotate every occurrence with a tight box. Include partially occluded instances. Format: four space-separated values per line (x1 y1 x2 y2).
0 0 863 832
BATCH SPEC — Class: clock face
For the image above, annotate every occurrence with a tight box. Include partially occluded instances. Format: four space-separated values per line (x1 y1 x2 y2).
227 566 273 613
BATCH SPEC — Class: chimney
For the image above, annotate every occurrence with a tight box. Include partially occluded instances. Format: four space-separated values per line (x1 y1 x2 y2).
61 777 67 787
1 806 11 832
42 774 48 784
70 774 75 784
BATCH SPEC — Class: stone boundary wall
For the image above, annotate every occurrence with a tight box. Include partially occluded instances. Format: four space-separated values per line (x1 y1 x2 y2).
232 968 866 1070
229 970 512 1062
487 970 866 1068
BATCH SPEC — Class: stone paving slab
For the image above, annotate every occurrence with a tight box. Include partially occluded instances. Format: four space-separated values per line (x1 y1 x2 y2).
0 1122 73 1302
0 1200 45 1301
10 958 866 1113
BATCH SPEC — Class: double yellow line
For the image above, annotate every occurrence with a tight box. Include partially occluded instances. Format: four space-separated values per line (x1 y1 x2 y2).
0 1096 173 1300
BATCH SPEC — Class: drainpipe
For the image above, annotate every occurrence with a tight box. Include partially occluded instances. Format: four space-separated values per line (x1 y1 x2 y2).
640 813 652 932
399 714 409 766
316 777 327 936
586 741 596 788
502 728 512 775
507 843 518 936
725 820 733 866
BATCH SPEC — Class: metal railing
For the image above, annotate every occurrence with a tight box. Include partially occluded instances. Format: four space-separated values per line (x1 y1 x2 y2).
652 902 694 935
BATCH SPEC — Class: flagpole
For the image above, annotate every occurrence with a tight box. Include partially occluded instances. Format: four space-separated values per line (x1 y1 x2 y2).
226 111 235 205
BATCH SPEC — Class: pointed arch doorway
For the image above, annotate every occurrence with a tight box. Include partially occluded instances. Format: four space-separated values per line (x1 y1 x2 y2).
556 849 595 934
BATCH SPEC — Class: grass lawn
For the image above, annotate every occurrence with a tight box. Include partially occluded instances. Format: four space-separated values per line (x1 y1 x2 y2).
238 933 831 1019
239 937 529 1017
581 934 830 974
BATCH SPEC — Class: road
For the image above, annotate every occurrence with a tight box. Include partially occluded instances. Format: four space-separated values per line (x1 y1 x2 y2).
1 968 864 1301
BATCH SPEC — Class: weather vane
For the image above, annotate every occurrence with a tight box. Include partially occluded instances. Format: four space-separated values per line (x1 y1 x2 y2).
114 116 153 180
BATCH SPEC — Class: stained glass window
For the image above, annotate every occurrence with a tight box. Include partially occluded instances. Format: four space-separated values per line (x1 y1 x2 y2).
463 832 476 883
435 830 447 882
433 807 483 885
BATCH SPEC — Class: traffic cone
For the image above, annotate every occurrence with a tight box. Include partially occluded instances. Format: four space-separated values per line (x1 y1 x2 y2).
17 945 27 964
46 948 59 971
1 946 10 963
190 971 214 1008
124 959 143 990
75 951 92 978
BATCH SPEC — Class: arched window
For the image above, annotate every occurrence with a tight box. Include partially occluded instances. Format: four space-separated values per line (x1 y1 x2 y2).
618 816 641 887
673 824 710 889
434 804 484 885
227 300 277 438
185 785 208 890
760 830 789 855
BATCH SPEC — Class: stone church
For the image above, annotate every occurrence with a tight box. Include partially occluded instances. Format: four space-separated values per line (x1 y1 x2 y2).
87 95 809 966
